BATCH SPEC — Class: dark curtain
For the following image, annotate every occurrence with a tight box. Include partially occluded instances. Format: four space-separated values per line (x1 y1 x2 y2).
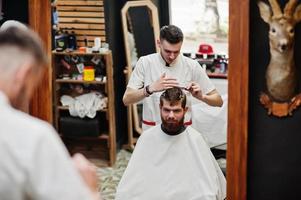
0 0 28 25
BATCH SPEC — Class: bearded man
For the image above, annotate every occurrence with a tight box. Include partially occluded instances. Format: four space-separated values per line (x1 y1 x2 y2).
116 87 226 200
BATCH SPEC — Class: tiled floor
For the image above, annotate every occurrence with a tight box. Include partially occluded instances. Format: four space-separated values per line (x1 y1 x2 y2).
96 149 226 200
97 150 131 200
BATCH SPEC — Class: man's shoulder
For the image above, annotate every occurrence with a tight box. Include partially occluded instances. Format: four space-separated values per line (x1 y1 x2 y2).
179 54 194 62
0 106 58 161
139 53 159 62
139 125 161 139
186 126 203 137
186 126 211 145
177 55 201 72
1 106 54 138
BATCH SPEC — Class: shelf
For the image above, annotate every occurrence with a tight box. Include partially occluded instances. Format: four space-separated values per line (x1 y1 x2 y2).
60 133 109 140
207 72 228 79
52 50 111 56
52 51 116 166
57 105 107 112
55 79 106 84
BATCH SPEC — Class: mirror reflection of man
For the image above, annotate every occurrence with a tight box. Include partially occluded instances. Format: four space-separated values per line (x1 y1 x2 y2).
117 87 226 200
123 25 223 130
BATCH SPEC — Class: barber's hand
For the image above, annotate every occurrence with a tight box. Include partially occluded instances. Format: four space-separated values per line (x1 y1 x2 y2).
72 153 99 193
186 82 204 100
149 73 179 93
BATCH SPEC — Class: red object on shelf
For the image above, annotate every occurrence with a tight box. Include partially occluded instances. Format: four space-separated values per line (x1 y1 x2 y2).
198 44 214 54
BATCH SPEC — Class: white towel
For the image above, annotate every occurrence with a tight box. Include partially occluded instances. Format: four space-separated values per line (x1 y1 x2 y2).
60 93 107 118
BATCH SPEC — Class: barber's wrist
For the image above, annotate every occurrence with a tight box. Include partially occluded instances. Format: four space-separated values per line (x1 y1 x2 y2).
145 85 153 95
143 87 150 97
199 94 206 102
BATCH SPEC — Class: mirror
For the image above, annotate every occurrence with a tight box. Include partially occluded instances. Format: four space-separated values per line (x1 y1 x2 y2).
121 0 160 149
169 0 228 150
31 0 249 199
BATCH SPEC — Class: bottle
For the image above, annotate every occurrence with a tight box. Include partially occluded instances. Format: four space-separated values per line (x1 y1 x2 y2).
63 30 69 49
84 35 88 47
55 30 67 51
83 66 95 81
68 31 77 50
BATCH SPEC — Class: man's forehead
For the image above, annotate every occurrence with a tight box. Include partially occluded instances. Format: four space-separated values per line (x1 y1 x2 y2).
162 99 182 107
161 40 181 49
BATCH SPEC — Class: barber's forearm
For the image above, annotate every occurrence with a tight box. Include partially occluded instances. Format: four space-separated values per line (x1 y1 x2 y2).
123 88 145 106
200 93 223 107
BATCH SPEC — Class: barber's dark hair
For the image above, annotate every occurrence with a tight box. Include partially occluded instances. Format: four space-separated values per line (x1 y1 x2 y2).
0 26 47 66
160 87 186 108
160 25 183 44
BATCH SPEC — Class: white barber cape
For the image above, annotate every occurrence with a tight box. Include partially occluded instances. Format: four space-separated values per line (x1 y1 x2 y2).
116 125 226 200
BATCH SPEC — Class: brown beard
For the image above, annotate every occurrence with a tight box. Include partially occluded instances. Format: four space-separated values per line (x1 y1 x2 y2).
161 116 185 135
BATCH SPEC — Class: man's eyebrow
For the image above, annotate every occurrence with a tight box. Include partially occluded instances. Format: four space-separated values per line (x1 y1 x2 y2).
163 49 179 53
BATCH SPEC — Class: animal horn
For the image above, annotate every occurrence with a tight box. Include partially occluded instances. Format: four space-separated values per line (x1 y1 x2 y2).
284 0 298 18
268 0 283 19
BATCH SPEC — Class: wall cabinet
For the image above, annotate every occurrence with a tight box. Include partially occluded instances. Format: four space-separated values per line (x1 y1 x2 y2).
52 50 116 166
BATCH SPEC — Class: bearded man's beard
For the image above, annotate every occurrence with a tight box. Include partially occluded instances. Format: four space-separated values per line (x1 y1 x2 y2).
161 116 185 134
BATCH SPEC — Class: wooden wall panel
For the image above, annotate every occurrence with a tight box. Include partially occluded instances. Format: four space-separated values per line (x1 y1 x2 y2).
227 0 249 200
56 0 106 47
28 0 53 123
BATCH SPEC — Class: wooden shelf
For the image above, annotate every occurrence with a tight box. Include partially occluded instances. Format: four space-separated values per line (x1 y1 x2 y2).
52 51 116 166
55 79 106 84
56 105 107 112
207 72 228 79
52 50 111 56
61 133 109 140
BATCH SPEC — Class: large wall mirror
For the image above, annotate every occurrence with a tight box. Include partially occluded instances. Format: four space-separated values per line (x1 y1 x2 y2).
29 0 249 199
121 0 160 149
122 0 234 197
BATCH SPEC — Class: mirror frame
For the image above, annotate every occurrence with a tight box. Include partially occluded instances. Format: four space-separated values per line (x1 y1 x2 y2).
29 0 249 199
227 0 248 199
121 0 160 149
28 0 52 123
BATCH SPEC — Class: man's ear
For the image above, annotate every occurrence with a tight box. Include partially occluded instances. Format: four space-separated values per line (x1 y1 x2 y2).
13 62 32 92
157 39 161 47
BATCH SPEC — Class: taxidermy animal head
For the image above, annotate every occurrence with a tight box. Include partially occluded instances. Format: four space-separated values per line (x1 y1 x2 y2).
258 0 301 102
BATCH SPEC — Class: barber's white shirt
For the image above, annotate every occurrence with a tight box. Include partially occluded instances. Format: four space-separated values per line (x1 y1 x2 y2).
127 53 215 130
116 125 226 200
0 91 94 200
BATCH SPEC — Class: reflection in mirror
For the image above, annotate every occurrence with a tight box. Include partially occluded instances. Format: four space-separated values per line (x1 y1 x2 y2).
121 0 160 149
170 0 228 173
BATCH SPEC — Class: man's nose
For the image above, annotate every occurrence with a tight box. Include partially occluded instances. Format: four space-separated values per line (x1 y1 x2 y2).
169 53 176 59
167 111 175 119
